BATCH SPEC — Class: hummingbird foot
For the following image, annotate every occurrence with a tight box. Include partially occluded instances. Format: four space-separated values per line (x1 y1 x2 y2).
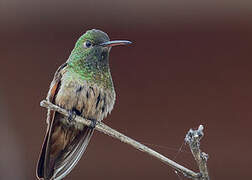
68 110 77 124
89 119 97 129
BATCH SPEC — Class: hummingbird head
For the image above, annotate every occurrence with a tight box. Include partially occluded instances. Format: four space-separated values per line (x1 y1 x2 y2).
67 29 131 88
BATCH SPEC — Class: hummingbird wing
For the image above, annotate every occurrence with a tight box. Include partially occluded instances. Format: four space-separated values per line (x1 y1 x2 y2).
37 63 94 180
37 63 66 179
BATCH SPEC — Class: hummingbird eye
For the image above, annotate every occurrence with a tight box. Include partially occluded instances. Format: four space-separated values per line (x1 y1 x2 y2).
83 41 92 48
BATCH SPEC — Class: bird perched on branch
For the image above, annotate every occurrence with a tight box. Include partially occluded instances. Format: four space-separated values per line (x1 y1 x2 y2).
36 29 131 180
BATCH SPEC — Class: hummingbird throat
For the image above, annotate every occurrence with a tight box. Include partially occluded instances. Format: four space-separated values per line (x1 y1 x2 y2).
67 46 113 90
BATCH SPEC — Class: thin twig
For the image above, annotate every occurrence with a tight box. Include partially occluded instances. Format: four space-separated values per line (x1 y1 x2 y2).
185 125 210 180
40 100 203 179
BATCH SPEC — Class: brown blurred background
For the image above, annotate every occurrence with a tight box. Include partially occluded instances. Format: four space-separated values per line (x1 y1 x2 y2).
0 0 252 179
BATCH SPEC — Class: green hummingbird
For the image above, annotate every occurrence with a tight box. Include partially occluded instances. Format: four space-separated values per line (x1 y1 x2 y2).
36 29 131 180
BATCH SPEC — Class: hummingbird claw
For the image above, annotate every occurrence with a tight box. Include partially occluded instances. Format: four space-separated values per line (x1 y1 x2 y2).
89 119 97 129
68 110 77 123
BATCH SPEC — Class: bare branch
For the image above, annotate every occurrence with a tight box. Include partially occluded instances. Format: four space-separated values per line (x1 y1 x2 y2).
40 100 207 179
185 125 210 180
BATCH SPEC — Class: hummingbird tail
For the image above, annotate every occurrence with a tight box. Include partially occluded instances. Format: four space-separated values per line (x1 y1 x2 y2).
36 113 94 180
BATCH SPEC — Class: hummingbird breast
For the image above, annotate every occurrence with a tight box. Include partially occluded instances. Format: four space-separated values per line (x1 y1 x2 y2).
54 71 115 129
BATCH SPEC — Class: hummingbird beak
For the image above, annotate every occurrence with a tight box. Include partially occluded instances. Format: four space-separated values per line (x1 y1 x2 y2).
99 40 132 47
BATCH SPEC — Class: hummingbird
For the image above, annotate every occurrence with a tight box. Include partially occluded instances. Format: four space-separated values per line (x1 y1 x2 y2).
36 29 131 180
